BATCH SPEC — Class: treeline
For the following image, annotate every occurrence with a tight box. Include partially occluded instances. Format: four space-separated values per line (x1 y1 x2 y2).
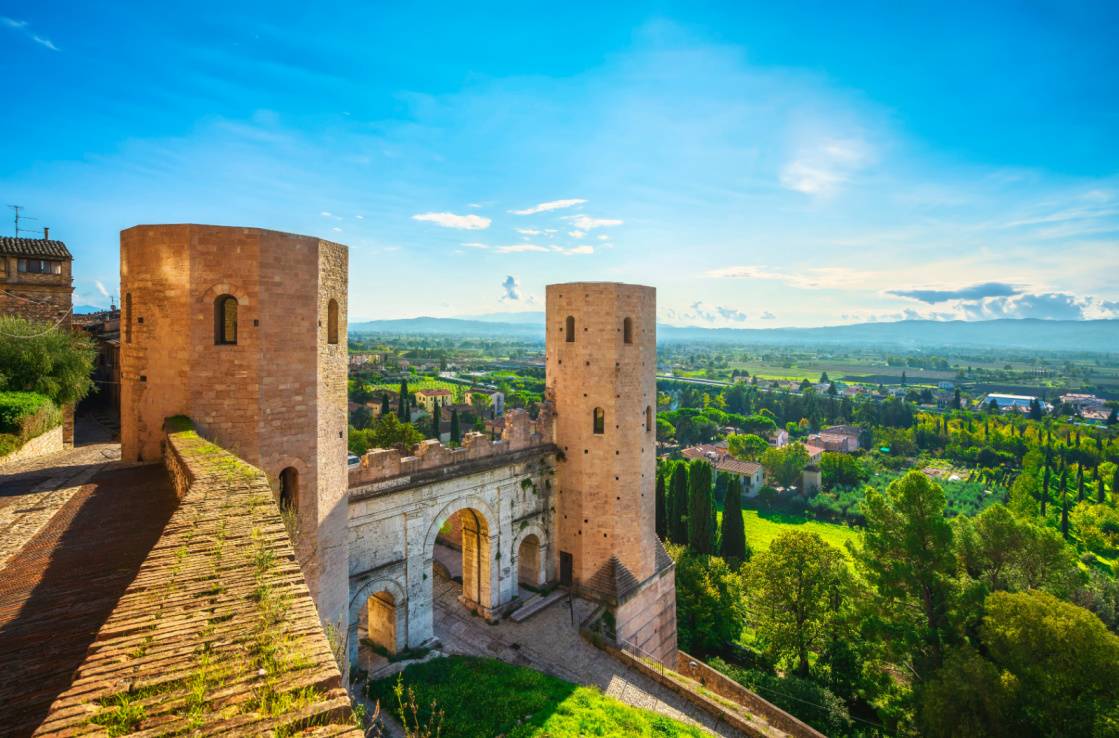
656 459 747 563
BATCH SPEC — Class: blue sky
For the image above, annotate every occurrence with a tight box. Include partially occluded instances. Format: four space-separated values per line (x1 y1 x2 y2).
2 1 1117 326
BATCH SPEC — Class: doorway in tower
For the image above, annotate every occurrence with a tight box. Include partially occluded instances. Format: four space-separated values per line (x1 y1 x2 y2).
432 507 494 624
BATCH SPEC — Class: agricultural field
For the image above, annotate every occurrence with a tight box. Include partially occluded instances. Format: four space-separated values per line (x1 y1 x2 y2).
364 378 467 403
739 509 862 558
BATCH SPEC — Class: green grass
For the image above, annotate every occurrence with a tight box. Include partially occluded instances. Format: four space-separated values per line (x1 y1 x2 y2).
368 655 706 738
366 378 465 403
739 509 861 557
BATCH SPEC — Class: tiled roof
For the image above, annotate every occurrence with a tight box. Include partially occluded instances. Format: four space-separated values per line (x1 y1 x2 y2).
416 388 452 396
0 237 71 259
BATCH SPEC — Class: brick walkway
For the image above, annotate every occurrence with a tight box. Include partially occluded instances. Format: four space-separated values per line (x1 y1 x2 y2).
0 463 177 738
0 416 120 571
431 573 751 738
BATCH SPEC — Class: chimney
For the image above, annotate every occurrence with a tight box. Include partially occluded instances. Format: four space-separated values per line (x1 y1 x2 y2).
43 227 49 240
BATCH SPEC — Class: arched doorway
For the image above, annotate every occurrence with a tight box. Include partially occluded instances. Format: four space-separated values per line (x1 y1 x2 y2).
517 534 542 589
349 578 407 674
278 467 298 511
364 591 397 654
433 508 492 615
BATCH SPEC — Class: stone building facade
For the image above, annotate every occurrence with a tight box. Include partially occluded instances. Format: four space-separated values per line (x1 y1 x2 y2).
118 224 349 633
0 236 73 326
546 282 677 664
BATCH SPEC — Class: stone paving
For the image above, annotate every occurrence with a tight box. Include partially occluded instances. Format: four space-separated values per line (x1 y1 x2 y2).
0 463 177 738
431 572 749 738
0 416 121 571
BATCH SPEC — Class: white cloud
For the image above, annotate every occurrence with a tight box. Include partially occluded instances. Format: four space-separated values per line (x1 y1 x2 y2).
679 301 747 323
95 280 110 298
597 234 609 241
320 210 333 217
717 306 748 322
462 242 489 249
496 243 550 253
516 228 542 236
780 138 870 196
559 245 594 256
705 264 874 290
1 16 58 51
412 212 491 230
562 215 623 231
500 275 522 302
760 311 777 320
509 198 587 215
332 226 342 232
568 230 585 239
355 214 364 220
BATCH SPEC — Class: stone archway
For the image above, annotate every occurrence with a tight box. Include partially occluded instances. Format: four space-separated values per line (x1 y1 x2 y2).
513 523 549 590
423 496 501 627
348 577 407 668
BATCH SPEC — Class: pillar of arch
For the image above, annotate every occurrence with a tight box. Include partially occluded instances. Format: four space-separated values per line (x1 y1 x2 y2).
348 577 407 664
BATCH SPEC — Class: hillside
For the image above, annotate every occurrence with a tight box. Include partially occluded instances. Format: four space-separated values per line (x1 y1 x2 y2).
349 315 1119 352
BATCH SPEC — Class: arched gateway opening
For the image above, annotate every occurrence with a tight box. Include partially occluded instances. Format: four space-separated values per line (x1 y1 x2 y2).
432 507 493 617
517 533 543 589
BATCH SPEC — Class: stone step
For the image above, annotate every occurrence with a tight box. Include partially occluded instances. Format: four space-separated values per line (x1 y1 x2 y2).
509 589 566 623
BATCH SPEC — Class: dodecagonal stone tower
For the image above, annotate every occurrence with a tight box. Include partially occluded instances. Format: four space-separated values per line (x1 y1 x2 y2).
119 224 349 636
546 282 676 664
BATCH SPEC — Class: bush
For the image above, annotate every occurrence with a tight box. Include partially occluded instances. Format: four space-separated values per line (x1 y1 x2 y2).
0 317 96 405
0 390 61 440
708 658 854 736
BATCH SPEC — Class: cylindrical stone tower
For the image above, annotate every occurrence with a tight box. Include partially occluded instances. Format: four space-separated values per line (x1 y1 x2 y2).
546 282 659 595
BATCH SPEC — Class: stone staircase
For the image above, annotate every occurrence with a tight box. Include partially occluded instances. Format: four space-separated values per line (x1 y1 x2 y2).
510 589 566 622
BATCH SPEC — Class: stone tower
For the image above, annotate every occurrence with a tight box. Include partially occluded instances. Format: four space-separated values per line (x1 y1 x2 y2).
119 224 349 634
546 282 677 664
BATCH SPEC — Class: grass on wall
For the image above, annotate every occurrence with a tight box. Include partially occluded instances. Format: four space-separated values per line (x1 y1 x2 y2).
368 655 706 738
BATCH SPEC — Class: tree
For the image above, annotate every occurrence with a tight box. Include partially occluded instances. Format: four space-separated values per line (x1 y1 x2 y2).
431 400 441 438
747 531 849 676
687 460 715 554
819 371 830 384
398 379 409 419
655 417 676 442
819 452 863 489
951 388 962 410
0 317 96 406
668 544 747 656
655 472 667 540
350 404 373 430
954 504 1078 595
669 462 689 543
1059 468 1070 539
381 392 390 417
853 471 956 680
449 408 461 445
349 411 424 455
727 432 768 461
761 443 809 488
720 476 747 564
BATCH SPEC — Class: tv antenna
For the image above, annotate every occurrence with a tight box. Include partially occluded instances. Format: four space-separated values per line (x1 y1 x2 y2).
7 205 43 237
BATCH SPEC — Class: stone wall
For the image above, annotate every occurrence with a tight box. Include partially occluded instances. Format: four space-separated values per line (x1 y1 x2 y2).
34 418 361 736
119 224 349 635
348 407 552 487
0 424 63 468
615 561 678 665
0 254 72 326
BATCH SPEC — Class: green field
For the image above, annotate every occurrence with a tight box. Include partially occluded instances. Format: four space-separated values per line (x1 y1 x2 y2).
369 655 705 738
740 509 862 557
365 378 466 402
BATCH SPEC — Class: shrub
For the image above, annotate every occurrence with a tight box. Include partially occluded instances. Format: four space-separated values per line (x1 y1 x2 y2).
0 316 96 405
708 658 854 735
0 391 61 440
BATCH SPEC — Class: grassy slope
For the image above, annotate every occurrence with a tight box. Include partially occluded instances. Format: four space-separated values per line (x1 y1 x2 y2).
368 655 705 738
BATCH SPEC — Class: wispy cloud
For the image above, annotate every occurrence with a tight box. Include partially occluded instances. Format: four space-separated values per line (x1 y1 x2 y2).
780 138 869 196
888 282 1020 304
562 215 623 231
500 275 522 302
462 242 489 249
1 17 59 51
515 227 542 236
706 264 874 290
494 243 593 256
95 280 111 298
412 212 491 230
509 198 586 215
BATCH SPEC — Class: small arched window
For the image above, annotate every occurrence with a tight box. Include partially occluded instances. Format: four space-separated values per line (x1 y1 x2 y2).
623 317 633 344
215 295 238 345
565 315 576 343
124 293 132 344
593 407 605 435
327 299 339 345
646 405 653 433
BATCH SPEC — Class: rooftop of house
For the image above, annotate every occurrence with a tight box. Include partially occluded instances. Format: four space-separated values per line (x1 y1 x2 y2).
416 388 453 397
681 445 762 477
0 236 72 260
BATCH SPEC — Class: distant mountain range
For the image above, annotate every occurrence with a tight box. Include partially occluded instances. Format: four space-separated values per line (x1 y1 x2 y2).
349 314 1118 352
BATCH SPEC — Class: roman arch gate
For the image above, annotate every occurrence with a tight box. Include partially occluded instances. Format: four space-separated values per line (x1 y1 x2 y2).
347 410 556 661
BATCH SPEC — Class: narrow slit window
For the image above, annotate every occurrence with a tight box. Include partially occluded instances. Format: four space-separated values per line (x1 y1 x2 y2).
327 299 339 344
565 315 575 343
623 317 633 344
646 405 653 433
124 293 132 344
593 407 605 435
215 295 238 345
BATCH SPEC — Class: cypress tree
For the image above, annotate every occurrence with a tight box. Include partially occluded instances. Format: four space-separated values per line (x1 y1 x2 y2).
450 408 461 445
431 400 441 438
669 462 689 544
381 392 390 417
1060 469 1069 540
687 459 715 554
1097 465 1106 504
1040 463 1050 516
720 475 747 564
655 472 667 540
1077 465 1085 502
398 379 409 419
1113 465 1119 504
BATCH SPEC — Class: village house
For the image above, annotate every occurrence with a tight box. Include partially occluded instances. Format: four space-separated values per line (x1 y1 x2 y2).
0 234 73 326
414 387 453 412
681 444 765 496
